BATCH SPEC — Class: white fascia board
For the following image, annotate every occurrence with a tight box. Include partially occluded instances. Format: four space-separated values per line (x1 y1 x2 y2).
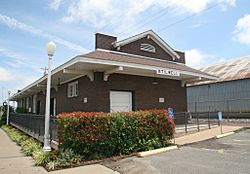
114 30 180 59
11 56 81 100
63 69 90 75
77 56 218 80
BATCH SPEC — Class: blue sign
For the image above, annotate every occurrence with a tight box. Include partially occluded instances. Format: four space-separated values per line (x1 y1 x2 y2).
218 112 222 122
168 108 174 119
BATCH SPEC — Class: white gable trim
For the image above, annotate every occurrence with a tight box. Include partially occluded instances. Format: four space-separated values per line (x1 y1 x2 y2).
113 30 180 60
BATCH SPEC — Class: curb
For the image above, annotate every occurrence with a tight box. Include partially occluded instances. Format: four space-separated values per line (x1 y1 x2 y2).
137 145 178 157
215 131 235 139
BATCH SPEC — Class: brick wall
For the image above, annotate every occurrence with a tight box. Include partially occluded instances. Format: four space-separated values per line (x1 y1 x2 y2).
95 33 117 50
53 72 187 114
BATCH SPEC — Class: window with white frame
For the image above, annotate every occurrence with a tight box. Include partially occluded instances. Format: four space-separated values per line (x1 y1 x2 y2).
67 81 78 97
140 43 156 53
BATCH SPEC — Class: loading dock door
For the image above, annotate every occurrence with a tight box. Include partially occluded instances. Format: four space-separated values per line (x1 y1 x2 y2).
110 91 132 112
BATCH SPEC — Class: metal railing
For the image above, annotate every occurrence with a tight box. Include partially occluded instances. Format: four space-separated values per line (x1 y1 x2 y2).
174 111 250 134
9 113 58 142
174 112 218 134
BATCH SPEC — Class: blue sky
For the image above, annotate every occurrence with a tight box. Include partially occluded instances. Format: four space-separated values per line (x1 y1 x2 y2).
0 0 250 101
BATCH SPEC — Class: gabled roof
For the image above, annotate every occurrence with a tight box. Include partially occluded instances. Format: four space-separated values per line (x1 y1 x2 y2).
113 30 180 60
191 55 250 86
84 49 217 79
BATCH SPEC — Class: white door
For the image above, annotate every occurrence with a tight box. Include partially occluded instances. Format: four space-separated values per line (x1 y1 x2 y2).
110 91 132 112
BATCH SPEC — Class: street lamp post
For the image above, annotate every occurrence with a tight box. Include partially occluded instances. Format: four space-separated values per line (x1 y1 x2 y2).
6 90 11 125
43 41 56 151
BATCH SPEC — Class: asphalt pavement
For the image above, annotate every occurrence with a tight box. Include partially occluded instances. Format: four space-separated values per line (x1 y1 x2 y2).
103 129 250 174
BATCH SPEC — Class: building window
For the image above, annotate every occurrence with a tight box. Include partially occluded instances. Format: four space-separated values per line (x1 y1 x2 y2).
67 81 78 97
140 43 156 53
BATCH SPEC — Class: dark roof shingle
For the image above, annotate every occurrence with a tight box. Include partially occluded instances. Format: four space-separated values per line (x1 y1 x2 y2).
82 50 215 78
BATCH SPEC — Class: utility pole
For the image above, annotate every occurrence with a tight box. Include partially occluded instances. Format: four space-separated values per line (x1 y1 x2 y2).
1 87 3 105
1 87 3 113
41 67 48 76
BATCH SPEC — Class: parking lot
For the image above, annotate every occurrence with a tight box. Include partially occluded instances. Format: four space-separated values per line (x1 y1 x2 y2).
104 129 250 174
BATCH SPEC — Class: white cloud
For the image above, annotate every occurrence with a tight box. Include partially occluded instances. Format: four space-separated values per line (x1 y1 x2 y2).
59 0 236 30
185 49 207 68
0 66 39 92
49 0 63 10
0 67 14 81
0 46 42 70
0 47 27 63
16 76 39 90
233 14 250 45
0 13 87 53
218 0 236 11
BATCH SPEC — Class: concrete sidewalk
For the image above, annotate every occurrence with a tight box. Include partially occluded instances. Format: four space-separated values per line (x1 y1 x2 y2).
174 125 243 146
0 128 119 174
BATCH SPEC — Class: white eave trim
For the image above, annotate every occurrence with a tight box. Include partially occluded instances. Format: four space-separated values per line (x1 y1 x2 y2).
11 55 217 100
77 56 218 80
113 30 180 60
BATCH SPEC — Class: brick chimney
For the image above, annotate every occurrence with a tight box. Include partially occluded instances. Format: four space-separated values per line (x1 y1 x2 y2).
95 33 117 50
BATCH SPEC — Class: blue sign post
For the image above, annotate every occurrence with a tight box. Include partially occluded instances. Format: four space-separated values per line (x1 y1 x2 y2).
168 108 175 144
168 108 174 119
218 112 223 134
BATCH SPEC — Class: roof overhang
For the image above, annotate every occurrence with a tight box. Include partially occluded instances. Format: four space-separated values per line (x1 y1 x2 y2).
10 55 217 101
113 30 180 60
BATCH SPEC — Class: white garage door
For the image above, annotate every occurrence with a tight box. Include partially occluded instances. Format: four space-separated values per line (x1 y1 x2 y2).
110 91 132 112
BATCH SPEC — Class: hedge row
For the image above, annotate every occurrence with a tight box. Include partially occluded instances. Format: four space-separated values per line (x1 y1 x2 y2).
57 110 175 158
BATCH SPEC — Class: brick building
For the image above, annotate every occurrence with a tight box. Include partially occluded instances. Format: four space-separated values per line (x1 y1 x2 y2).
11 30 216 115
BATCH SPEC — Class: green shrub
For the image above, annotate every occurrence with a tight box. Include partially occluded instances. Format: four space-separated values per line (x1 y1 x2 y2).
1 125 28 144
0 111 7 126
57 110 175 158
15 107 27 113
55 148 82 167
2 125 57 169
46 161 60 171
33 150 51 166
21 138 41 156
0 105 14 126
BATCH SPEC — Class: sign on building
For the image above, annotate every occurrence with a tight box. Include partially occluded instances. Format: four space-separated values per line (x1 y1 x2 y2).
156 69 180 77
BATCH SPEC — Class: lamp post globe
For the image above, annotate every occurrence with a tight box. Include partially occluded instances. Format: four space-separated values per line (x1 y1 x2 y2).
46 41 56 57
43 41 56 151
